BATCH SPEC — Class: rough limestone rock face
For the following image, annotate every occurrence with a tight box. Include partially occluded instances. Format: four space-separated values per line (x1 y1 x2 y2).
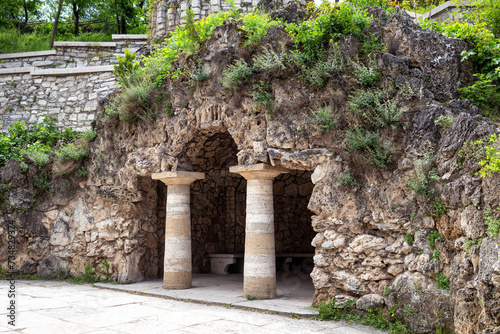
0 8 499 334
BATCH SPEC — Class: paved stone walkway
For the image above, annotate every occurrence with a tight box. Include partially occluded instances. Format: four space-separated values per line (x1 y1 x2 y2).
0 280 386 334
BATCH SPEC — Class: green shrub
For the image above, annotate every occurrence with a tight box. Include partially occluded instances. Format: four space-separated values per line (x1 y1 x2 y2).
477 134 500 177
76 166 89 178
338 172 356 186
253 47 287 72
240 11 282 46
428 231 444 250
352 58 380 86
464 237 483 253
460 78 500 116
0 116 67 168
434 115 453 128
55 142 89 163
249 81 273 113
431 248 441 263
347 89 401 128
361 33 388 54
35 174 53 193
20 161 29 173
403 305 418 316
286 2 369 62
407 152 439 197
288 43 345 88
484 205 500 238
405 233 414 245
317 298 359 321
432 197 448 220
347 128 391 169
309 104 336 134
220 59 254 90
114 49 141 88
27 150 50 169
436 273 450 290
118 80 156 122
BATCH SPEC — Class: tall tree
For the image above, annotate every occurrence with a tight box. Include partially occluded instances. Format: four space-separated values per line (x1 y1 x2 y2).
64 0 93 36
0 0 41 31
50 0 64 49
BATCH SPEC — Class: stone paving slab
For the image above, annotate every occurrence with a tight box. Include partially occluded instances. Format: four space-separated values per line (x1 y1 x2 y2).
0 280 387 334
96 273 317 316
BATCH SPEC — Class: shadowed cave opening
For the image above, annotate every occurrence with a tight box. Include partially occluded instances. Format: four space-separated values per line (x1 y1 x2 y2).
143 130 316 282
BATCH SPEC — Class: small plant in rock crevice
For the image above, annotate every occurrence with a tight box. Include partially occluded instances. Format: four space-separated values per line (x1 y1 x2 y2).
405 233 414 245
220 59 254 90
484 205 500 238
434 115 453 128
428 231 445 250
407 151 439 197
249 81 273 114
309 104 336 134
347 127 391 169
436 273 450 290
338 172 357 186
352 57 380 87
464 237 483 253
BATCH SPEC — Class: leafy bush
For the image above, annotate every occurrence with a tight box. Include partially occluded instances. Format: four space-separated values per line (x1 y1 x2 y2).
405 233 414 245
55 141 89 163
114 49 141 88
240 11 282 46
477 134 500 177
0 116 74 168
436 273 450 290
428 231 444 250
347 89 401 128
27 150 49 169
434 115 453 128
220 59 254 89
286 2 369 62
464 237 482 253
287 42 345 88
361 33 388 54
484 205 500 238
407 152 438 196
253 47 287 72
432 197 448 220
35 174 53 193
352 58 380 86
76 166 89 178
338 172 356 186
309 104 336 134
347 128 391 169
249 81 273 113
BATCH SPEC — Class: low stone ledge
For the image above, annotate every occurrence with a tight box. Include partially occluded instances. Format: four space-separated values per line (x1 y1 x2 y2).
31 65 114 76
112 34 149 40
54 41 117 48
0 50 56 60
0 67 33 75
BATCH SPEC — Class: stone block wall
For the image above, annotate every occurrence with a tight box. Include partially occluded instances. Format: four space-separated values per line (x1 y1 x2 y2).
0 69 115 131
0 35 148 131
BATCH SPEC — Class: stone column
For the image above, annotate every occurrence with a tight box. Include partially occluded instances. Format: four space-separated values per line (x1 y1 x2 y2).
230 163 289 299
152 171 204 289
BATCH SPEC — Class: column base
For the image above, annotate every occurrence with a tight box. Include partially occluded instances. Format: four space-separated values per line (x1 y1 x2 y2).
163 271 192 289
244 276 276 299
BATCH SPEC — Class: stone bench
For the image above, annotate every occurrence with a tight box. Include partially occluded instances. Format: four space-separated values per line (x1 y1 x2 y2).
276 253 315 272
208 253 244 274
209 253 314 274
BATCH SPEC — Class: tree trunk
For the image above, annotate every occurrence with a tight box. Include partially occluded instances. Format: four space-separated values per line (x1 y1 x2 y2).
73 3 80 36
22 0 29 32
114 0 120 34
50 0 64 49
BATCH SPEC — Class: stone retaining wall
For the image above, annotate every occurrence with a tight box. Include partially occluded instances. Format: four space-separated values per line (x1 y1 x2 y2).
0 35 148 131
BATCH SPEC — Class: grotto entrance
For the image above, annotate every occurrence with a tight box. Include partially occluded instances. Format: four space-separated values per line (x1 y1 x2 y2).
152 130 315 300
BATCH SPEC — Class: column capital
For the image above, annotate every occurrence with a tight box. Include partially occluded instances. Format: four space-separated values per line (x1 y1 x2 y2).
229 163 289 180
152 171 205 185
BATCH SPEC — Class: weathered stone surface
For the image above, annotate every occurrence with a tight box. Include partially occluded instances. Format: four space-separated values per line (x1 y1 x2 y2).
356 293 385 310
